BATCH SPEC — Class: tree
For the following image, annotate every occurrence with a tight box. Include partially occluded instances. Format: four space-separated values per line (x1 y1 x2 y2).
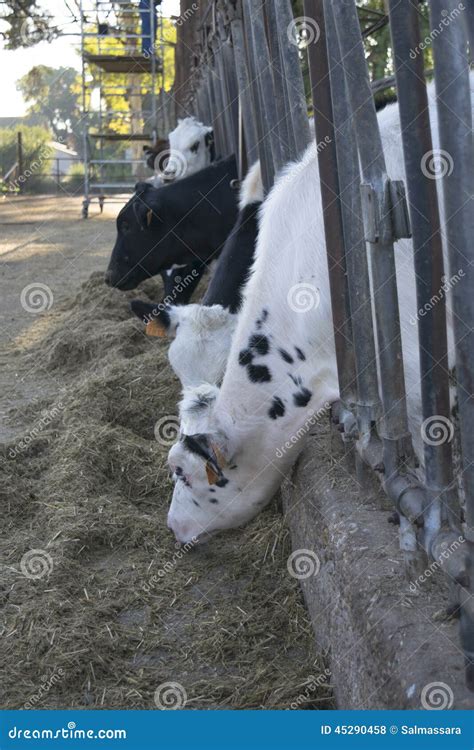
16 66 82 144
0 0 60 49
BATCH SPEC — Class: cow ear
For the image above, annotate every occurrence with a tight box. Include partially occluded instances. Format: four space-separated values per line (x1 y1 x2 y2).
129 300 173 338
205 130 216 162
135 181 150 195
181 433 228 485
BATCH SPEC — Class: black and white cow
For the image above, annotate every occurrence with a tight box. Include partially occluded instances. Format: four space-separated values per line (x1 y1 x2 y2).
130 162 263 387
105 155 238 297
164 77 470 544
145 117 216 188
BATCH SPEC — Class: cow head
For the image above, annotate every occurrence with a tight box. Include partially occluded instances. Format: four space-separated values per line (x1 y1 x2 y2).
166 385 269 544
162 117 215 182
104 182 191 290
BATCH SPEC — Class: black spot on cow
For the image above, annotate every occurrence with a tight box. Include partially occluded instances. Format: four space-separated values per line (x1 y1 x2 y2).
209 497 219 504
239 348 254 366
289 373 303 387
293 388 312 407
279 348 294 364
209 488 216 493
229 464 238 470
249 334 270 356
192 499 200 507
247 364 272 383
295 346 306 361
255 308 269 329
215 476 229 488
269 397 285 420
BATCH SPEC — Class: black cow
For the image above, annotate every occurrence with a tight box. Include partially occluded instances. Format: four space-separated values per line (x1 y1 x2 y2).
105 155 238 292
129 163 262 329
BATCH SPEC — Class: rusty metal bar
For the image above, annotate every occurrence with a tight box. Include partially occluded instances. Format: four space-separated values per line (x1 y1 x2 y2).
303 0 357 411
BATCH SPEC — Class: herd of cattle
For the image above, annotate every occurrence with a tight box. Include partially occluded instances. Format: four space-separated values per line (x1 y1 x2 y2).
104 75 473 545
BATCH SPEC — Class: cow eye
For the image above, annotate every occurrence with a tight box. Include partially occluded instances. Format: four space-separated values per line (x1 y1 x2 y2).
190 141 200 154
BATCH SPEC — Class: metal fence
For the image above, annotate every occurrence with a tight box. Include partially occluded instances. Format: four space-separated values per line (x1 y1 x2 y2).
183 0 474 690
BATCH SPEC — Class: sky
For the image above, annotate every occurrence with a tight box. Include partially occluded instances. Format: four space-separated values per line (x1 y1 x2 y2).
0 0 180 117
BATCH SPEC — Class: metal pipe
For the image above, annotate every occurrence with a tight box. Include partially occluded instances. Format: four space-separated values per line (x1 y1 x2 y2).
429 0 474 690
303 0 357 410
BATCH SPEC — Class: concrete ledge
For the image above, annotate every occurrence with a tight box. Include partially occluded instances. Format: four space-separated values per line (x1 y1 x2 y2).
282 420 473 710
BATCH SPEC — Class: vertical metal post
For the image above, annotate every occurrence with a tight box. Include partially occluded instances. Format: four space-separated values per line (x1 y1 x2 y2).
387 0 456 552
331 0 414 477
324 0 381 447
303 0 357 410
429 0 474 690
229 14 259 166
264 0 293 165
242 2 273 190
243 0 284 175
17 132 23 194
275 0 312 158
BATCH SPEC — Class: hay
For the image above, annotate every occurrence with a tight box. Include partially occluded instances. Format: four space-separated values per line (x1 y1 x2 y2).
0 272 332 710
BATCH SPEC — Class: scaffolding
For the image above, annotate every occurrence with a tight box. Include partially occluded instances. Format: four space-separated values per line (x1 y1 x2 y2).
79 0 164 217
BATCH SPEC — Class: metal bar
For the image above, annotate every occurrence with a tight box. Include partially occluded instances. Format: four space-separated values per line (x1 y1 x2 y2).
429 0 474 691
242 0 284 174
303 0 357 410
241 1 273 190
229 15 259 167
324 0 381 446
332 0 414 476
264 0 293 165
275 0 312 158
388 0 456 555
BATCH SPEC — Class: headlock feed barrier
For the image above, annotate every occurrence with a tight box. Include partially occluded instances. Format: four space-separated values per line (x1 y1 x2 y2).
184 0 474 690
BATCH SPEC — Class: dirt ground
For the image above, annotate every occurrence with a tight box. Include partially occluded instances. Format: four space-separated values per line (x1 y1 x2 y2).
0 194 332 710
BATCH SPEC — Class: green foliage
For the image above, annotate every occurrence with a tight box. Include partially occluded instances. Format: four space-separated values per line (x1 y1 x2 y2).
0 0 60 49
0 124 51 175
16 66 82 143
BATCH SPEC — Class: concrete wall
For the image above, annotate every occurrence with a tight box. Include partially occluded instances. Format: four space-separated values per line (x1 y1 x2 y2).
282 419 473 709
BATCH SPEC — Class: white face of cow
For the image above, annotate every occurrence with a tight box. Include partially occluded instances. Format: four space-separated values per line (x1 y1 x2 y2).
166 386 273 544
164 117 214 182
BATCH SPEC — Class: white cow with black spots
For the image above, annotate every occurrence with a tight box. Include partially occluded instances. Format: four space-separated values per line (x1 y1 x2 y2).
166 78 471 544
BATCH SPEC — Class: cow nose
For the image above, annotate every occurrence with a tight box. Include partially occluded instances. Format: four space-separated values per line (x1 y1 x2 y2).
167 516 198 545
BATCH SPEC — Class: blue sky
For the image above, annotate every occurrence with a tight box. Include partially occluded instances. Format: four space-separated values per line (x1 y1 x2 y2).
0 0 180 116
